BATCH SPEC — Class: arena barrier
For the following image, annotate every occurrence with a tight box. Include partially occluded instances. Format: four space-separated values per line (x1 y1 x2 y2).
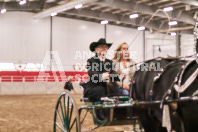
0 71 88 95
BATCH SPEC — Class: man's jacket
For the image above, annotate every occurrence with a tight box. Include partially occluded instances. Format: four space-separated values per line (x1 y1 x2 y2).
83 55 119 96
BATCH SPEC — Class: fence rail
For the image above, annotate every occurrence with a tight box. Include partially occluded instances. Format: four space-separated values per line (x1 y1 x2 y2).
0 71 88 82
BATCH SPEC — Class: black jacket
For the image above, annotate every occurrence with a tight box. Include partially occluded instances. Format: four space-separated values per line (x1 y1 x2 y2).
83 55 119 96
64 81 73 91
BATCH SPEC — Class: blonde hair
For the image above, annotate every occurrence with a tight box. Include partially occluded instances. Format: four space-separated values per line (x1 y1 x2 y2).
68 76 73 81
113 42 131 61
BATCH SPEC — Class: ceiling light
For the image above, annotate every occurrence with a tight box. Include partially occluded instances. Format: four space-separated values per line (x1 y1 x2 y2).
168 21 177 25
19 0 26 5
138 26 145 31
51 12 57 16
163 7 173 12
1 9 6 14
171 32 176 36
75 4 82 9
129 14 138 19
101 20 108 24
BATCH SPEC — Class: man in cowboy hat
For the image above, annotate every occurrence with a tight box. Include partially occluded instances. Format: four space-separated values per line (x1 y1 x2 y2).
81 38 119 120
84 39 112 102
84 38 119 101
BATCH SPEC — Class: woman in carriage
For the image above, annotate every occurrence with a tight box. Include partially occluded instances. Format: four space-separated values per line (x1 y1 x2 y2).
111 42 136 96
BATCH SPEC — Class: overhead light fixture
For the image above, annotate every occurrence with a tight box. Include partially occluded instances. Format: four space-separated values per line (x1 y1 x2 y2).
51 12 57 16
168 21 177 25
19 0 26 5
75 4 82 9
1 9 6 14
171 32 176 36
129 14 138 19
101 20 108 24
163 7 173 12
138 26 145 31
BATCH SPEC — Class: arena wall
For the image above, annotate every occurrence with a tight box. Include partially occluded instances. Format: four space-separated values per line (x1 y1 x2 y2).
0 82 82 95
0 71 85 95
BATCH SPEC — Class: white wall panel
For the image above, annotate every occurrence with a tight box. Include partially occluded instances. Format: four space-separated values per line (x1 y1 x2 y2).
1 83 24 95
0 13 4 62
145 32 176 60
153 44 176 58
52 17 104 70
46 82 64 94
0 82 83 95
0 12 50 63
24 82 47 94
106 25 144 62
181 34 195 56
0 12 146 71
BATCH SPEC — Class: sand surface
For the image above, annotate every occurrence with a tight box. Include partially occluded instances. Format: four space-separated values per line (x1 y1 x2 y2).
0 93 136 132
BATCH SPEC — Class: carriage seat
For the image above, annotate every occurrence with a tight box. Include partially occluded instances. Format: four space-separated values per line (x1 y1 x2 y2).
79 82 130 103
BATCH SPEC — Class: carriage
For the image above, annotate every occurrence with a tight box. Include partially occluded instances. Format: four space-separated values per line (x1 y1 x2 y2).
53 85 198 132
53 90 144 132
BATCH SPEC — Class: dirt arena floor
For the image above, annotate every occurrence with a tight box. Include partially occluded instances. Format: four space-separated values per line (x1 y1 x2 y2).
0 93 136 132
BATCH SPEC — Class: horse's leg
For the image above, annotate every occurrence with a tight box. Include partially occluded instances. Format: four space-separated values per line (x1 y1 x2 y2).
180 105 198 132
137 109 161 132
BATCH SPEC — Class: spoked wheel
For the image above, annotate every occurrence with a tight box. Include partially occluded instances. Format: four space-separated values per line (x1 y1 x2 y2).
79 108 99 132
54 91 80 132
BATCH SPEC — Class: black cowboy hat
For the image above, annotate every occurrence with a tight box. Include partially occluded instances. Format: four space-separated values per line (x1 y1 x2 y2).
89 38 112 52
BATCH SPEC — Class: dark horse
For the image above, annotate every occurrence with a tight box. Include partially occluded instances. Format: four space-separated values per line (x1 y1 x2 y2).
131 57 198 132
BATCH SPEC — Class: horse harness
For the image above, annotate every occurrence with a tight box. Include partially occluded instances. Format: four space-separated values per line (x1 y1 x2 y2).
153 59 198 99
174 60 198 95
